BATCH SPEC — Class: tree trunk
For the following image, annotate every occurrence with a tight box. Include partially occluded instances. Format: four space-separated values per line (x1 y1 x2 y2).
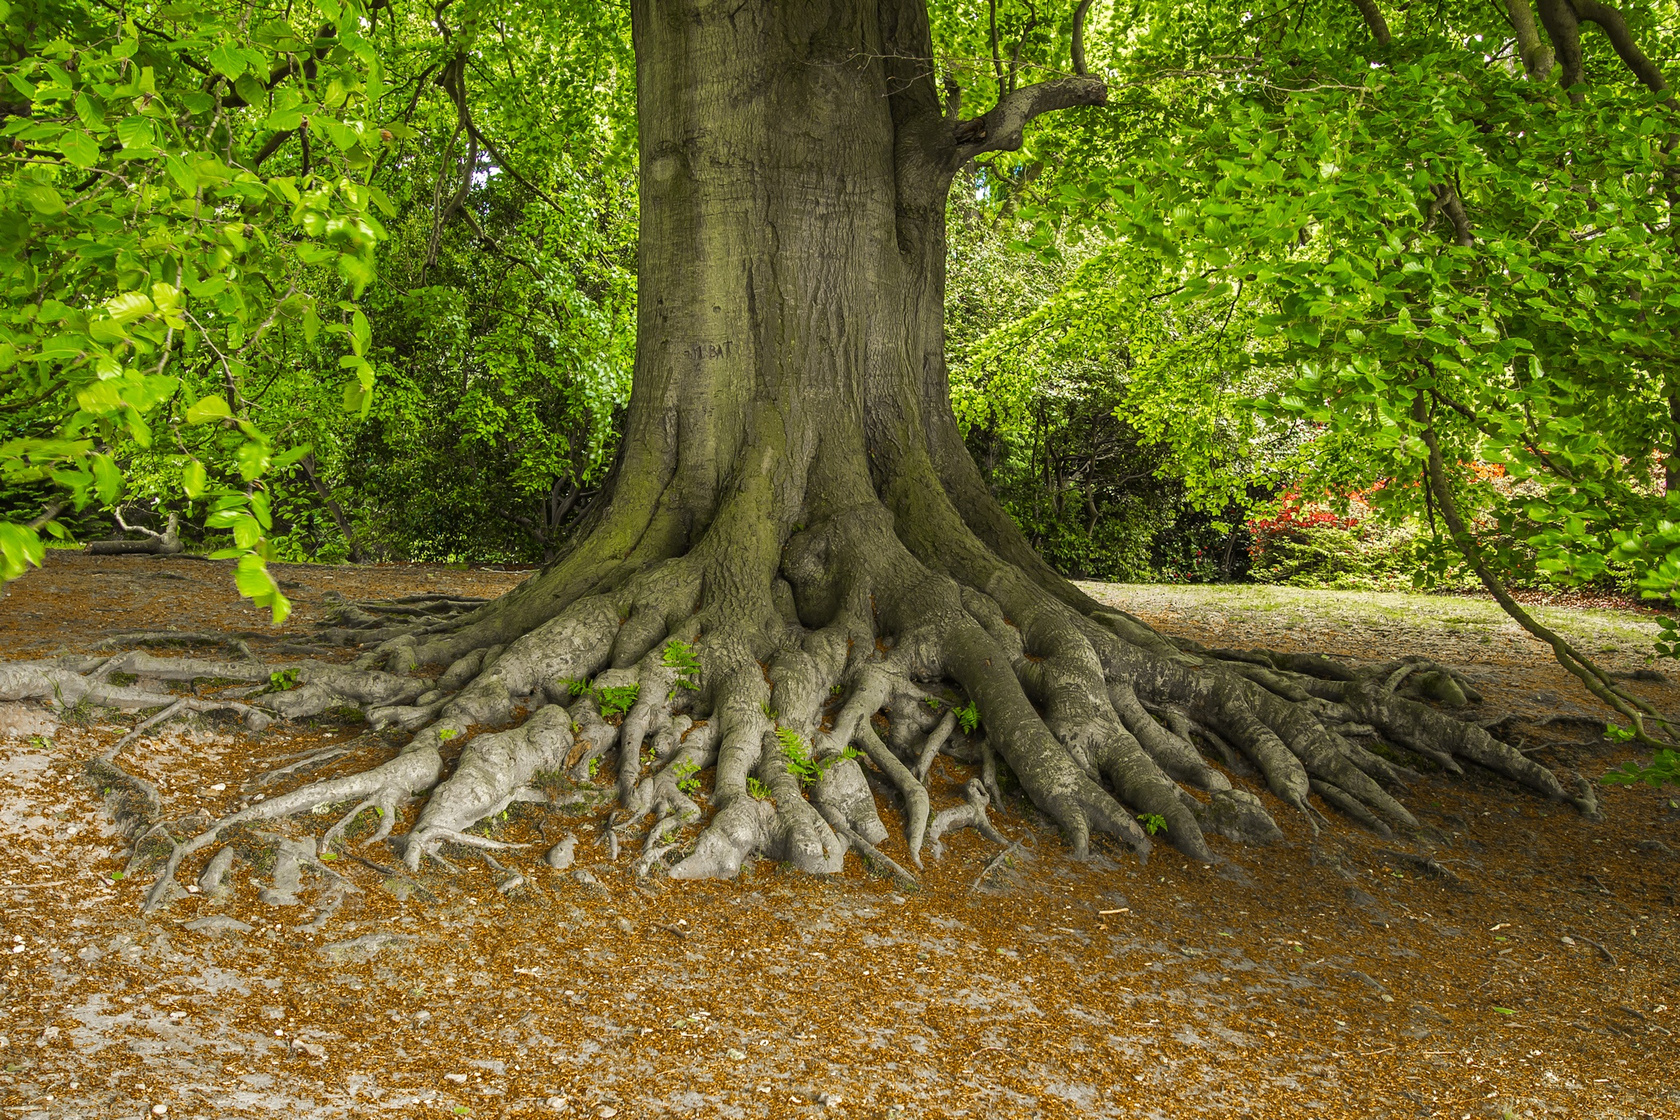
117 0 1599 911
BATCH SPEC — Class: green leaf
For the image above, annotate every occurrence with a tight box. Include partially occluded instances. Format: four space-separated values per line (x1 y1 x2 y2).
235 440 271 481
91 454 123 504
115 115 153 150
186 395 233 424
106 291 154 323
208 42 246 79
22 184 64 215
0 523 46 582
59 130 99 168
182 459 207 499
164 155 198 193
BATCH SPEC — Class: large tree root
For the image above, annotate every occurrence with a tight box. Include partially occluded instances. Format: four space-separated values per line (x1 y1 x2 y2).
24 473 1603 914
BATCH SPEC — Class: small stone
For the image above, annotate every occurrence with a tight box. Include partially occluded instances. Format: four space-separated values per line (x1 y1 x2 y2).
381 877 417 902
151 1107 168 1117
818 1092 843 1107
546 1096 568 1111
184 915 253 937
322 932 404 957
198 847 236 894
545 834 578 871
0 702 58 740
598 1108 617 1118
1560 935 1576 946
726 1048 747 1061
444 1072 469 1084
614 917 634 934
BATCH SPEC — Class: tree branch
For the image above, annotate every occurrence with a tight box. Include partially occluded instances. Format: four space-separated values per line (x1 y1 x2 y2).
1414 394 1673 748
1433 181 1474 246
300 454 367 564
1071 0 1095 76
26 502 64 531
989 0 1004 84
1504 0 1556 81
1570 0 1668 96
1349 0 1392 47
247 128 299 171
1534 0 1586 92
952 75 1108 162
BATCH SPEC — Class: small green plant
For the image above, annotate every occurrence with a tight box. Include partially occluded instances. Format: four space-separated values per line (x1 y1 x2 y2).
596 683 640 718
1602 748 1680 787
954 700 980 734
777 726 821 783
759 700 778 720
561 677 590 698
775 727 861 785
587 756 601 779
746 776 772 800
1137 812 1168 836
439 728 457 741
661 640 702 698
672 758 702 796
924 696 941 711
267 668 300 692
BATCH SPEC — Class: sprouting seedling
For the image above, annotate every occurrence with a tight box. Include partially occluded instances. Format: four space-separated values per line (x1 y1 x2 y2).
561 677 589 698
596 683 640 717
587 756 601 779
776 726 822 784
954 700 980 735
924 695 940 710
662 640 702 699
268 667 300 692
671 758 701 796
439 728 457 741
775 727 860 785
746 776 772 801
1137 812 1168 836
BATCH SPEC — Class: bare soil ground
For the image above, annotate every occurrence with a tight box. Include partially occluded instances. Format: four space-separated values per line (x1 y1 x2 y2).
0 552 1675 1120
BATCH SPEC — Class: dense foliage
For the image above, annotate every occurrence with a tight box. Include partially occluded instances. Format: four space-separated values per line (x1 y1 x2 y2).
0 0 635 610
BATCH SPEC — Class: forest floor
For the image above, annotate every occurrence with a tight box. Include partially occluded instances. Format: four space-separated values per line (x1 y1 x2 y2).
0 552 1676 1120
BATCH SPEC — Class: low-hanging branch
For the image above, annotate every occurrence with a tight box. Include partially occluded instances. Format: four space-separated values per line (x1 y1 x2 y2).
1414 393 1675 749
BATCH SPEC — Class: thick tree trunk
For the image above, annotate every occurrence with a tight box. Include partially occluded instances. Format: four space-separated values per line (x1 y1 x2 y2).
86 0 1597 912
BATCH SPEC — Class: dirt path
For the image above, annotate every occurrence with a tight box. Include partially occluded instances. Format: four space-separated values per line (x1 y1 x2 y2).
0 553 1675 1119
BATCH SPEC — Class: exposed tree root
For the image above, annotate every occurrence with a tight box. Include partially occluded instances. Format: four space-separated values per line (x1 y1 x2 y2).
84 509 182 556
22 463 1609 914
926 779 1008 861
